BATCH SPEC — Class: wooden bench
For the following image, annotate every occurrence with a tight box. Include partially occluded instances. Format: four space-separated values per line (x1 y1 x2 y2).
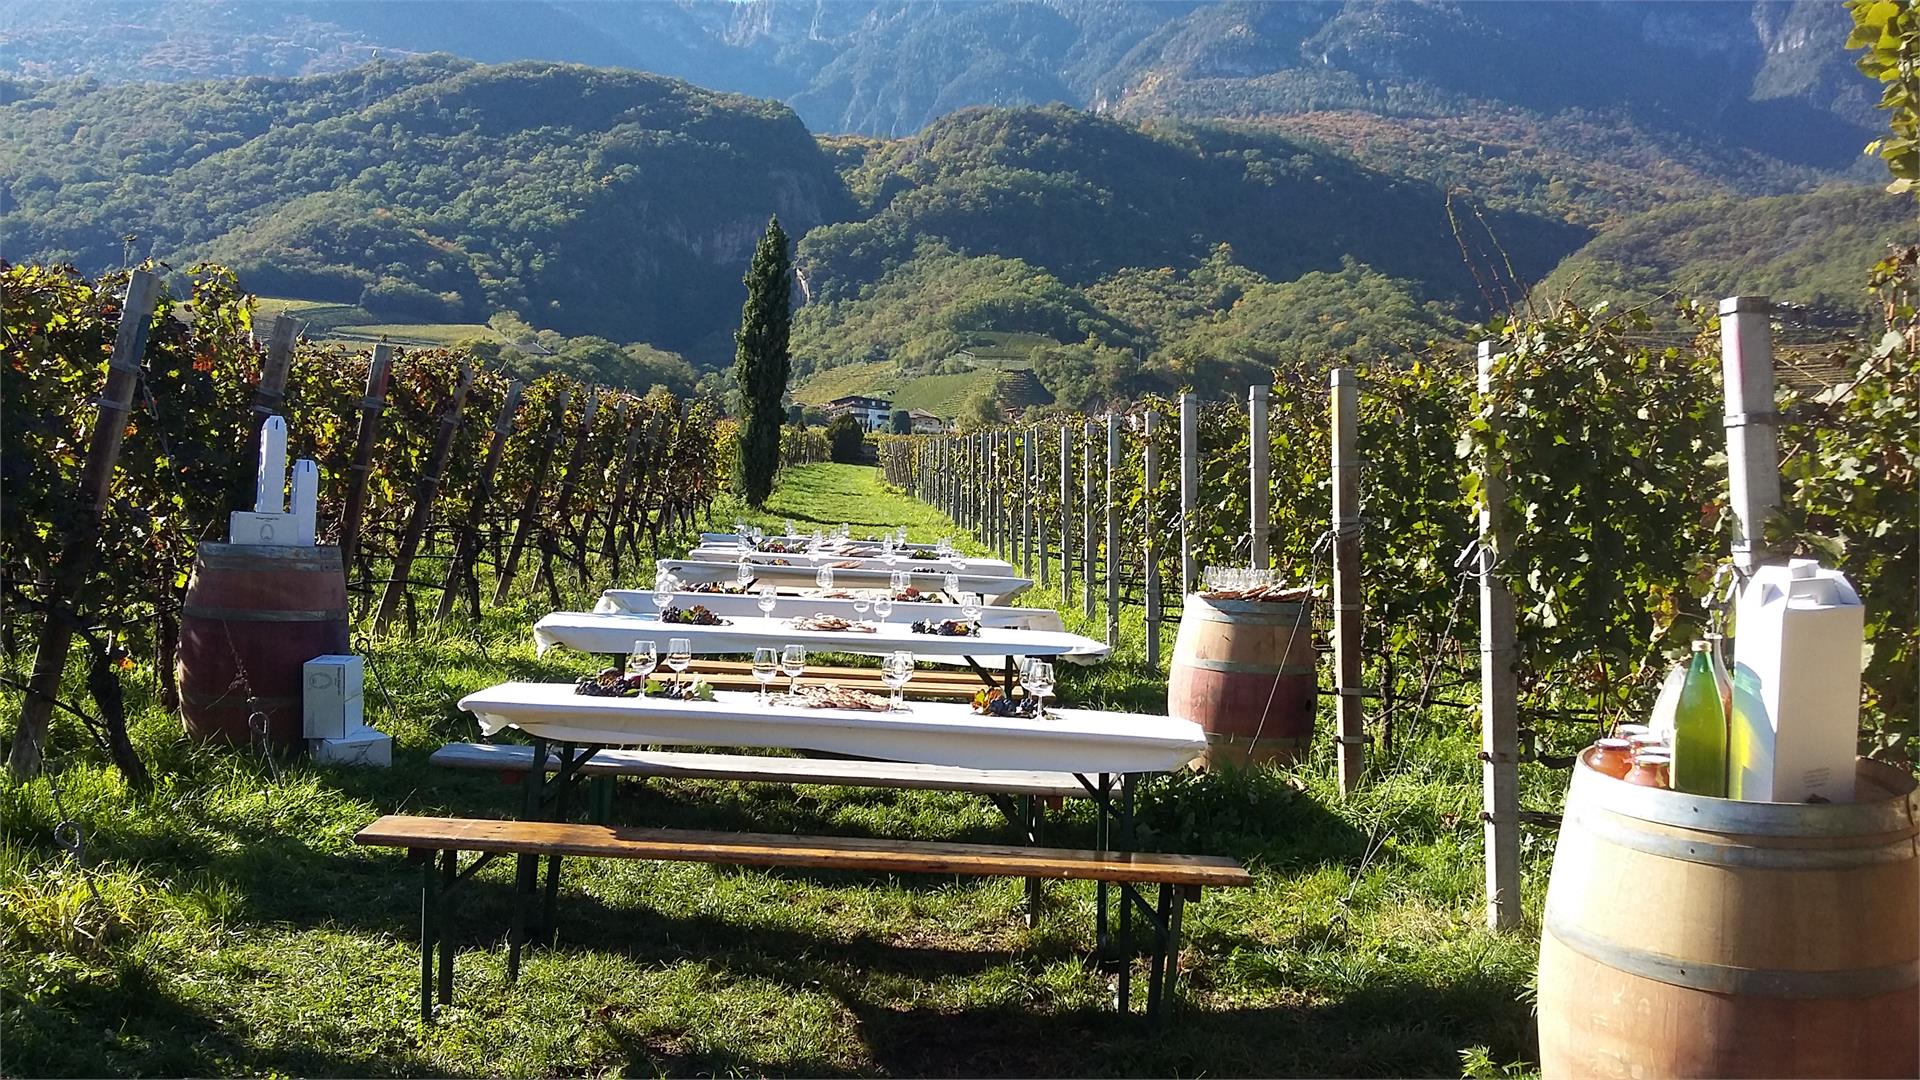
355 814 1251 1024
690 659 985 701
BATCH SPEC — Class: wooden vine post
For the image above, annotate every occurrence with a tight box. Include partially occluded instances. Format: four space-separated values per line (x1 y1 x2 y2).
493 390 569 605
1250 383 1271 569
1081 420 1096 618
436 381 523 621
338 343 394 581
9 269 162 781
375 365 474 633
1719 296 1782 570
1057 425 1071 590
1475 341 1522 932
1331 368 1365 794
234 314 301 512
600 403 647 581
1179 391 1199 596
1004 429 1018 561
1105 413 1120 647
1143 410 1162 667
533 391 600 599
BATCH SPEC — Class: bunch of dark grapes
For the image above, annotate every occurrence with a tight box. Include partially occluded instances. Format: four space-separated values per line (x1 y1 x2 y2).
661 604 728 625
575 667 643 697
911 618 979 637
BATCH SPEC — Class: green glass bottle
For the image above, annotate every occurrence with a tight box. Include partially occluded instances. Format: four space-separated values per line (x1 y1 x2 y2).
1672 640 1729 797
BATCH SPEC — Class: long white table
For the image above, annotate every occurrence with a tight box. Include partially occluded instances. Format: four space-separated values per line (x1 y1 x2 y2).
532 610 1108 665
595 589 1071 635
659 558 1034 602
689 545 1015 575
459 682 1205 774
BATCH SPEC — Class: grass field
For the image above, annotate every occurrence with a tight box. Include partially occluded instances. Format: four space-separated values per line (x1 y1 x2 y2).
253 297 503 348
2 464 1549 1078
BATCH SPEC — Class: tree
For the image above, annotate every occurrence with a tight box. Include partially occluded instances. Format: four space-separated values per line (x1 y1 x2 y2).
787 403 805 426
733 217 793 506
826 414 866 463
1851 0 1920 193
890 409 912 434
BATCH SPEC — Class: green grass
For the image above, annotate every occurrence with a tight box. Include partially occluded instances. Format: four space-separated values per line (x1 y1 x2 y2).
2 463 1548 1077
253 296 503 348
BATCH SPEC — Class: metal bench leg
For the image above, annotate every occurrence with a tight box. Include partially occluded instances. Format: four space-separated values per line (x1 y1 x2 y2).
589 774 613 824
1145 883 1171 1020
419 851 438 1023
438 850 456 1006
507 853 535 982
1023 794 1042 927
1116 778 1135 1013
1158 886 1190 1026
1094 773 1110 958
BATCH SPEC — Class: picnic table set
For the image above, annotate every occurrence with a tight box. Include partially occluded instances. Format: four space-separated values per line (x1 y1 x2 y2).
355 524 1247 1025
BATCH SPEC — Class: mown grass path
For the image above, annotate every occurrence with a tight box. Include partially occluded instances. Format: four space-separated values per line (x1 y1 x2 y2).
2 463 1547 1077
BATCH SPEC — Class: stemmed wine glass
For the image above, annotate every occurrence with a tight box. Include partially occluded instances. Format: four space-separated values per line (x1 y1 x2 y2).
873 593 894 626
1025 661 1055 717
627 640 658 685
757 585 777 618
666 637 691 688
751 646 779 704
652 573 676 618
780 644 807 696
851 590 872 620
942 573 960 602
735 558 754 590
960 591 982 622
816 566 834 592
881 650 915 711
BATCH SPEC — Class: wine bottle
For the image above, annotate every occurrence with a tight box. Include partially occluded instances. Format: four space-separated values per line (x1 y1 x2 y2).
1672 640 1729 797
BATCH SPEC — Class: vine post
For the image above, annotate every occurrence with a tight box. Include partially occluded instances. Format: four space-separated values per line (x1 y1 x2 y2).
1058 425 1071 590
1105 413 1121 648
988 433 1000 556
1179 391 1199 596
375 363 473 633
532 390 600 601
1475 341 1522 932
437 381 523 621
1332 369 1365 794
8 269 162 781
1025 428 1037 583
600 403 646 582
1144 410 1163 668
338 343 393 584
1082 420 1096 619
1004 429 1017 561
1720 296 1783 571
494 389 569 605
234 313 301 512
1250 383 1271 570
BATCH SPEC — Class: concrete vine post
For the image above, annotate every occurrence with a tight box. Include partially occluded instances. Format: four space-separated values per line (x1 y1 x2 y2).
1144 410 1162 667
1105 413 1121 648
1719 296 1783 571
1082 420 1096 618
1250 383 1271 570
1331 369 1365 794
1058 425 1071 590
1179 391 1199 596
1475 341 1522 932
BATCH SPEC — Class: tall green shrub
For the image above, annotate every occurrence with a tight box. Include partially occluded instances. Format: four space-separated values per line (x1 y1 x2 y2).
826 414 866 463
733 217 792 506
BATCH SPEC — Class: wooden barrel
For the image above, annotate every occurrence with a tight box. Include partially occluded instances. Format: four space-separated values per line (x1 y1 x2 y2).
1539 751 1919 1079
1166 595 1317 766
177 543 350 749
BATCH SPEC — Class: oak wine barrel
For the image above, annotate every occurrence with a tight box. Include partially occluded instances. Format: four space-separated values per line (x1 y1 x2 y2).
177 543 351 749
1538 750 1919 1079
1166 594 1317 766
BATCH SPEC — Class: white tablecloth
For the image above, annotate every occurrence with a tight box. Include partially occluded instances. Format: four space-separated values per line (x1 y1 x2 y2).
533 610 1107 663
595 590 1072 636
689 545 1015 576
659 559 1033 603
459 682 1204 774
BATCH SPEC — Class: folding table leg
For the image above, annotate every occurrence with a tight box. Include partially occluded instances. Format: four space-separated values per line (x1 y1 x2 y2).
438 850 457 1005
420 851 438 1023
1146 883 1171 1021
1116 779 1135 1013
1094 773 1111 958
1023 794 1042 928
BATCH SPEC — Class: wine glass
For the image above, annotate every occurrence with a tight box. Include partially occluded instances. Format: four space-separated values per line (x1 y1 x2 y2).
751 646 779 704
784 519 796 537
1026 661 1055 717
873 594 894 626
951 553 969 572
889 570 909 596
652 573 675 618
851 590 872 619
666 637 691 688
882 650 914 711
942 572 960 601
757 585 777 617
780 644 806 696
735 558 754 589
816 566 834 592
960 591 982 622
627 640 658 684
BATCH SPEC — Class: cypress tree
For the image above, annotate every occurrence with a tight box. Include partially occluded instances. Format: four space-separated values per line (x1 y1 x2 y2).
732 216 792 507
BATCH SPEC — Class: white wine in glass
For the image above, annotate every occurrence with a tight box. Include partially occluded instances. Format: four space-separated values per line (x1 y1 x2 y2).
666 637 691 687
627 640 658 682
751 646 778 703
780 644 807 696
882 650 914 711
873 595 894 625
757 586 777 617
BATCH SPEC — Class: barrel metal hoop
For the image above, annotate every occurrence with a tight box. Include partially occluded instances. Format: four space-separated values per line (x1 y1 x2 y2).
1569 807 1918 870
1546 917 1920 999
181 606 348 622
180 689 300 708
1175 658 1319 676
1575 759 1920 838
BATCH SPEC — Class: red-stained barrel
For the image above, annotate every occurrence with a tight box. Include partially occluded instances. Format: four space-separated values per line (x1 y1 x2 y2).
1167 595 1317 766
177 543 350 749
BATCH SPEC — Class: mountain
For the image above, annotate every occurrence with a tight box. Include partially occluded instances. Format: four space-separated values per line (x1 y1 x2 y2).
0 56 853 357
0 1 1879 168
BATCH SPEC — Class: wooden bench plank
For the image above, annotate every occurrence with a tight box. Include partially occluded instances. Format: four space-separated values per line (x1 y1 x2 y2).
431 742 1096 799
355 814 1253 889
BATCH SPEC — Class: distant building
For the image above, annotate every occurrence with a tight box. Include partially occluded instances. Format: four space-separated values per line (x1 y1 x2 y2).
907 409 947 434
825 394 893 432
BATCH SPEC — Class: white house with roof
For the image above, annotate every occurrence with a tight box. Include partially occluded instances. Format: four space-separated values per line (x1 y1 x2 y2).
824 394 893 432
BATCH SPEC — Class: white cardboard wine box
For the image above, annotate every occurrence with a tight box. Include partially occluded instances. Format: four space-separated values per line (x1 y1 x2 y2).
303 655 364 740
1729 559 1863 803
311 723 392 768
229 510 299 546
